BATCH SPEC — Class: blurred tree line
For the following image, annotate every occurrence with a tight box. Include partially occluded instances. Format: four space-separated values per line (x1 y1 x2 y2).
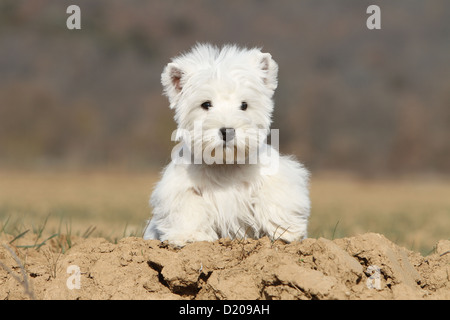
0 0 449 176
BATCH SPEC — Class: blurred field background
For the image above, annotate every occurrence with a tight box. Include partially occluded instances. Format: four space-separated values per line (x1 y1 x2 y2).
0 0 449 254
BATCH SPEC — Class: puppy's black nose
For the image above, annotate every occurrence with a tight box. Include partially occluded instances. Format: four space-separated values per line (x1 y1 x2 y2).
219 127 235 142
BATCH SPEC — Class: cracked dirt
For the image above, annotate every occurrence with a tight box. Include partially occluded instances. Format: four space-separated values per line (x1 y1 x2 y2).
1 233 449 299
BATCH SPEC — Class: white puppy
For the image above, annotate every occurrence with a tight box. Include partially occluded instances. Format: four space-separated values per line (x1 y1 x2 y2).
144 44 310 246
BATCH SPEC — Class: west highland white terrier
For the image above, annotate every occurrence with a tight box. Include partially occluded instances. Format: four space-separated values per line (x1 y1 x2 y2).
143 44 310 246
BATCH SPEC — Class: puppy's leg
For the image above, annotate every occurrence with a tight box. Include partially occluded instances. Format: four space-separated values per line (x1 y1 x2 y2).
253 196 309 242
264 216 309 243
255 155 310 243
147 189 217 247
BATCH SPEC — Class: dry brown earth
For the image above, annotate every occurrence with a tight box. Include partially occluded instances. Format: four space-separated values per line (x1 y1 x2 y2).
1 233 449 300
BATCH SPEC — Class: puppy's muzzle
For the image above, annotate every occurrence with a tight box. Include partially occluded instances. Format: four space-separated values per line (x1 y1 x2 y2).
219 127 235 143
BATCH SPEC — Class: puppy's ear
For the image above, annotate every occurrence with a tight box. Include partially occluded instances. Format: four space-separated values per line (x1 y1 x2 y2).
161 63 184 109
259 53 278 92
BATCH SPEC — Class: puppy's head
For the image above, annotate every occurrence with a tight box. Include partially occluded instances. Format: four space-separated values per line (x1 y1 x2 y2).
162 43 278 164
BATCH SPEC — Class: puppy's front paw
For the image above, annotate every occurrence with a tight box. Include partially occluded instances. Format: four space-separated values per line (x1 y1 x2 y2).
167 238 192 248
166 232 217 248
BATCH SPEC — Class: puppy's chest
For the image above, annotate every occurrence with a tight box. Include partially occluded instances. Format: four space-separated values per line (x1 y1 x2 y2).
196 182 257 215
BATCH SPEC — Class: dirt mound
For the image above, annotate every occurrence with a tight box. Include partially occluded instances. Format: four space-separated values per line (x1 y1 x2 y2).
1 233 449 300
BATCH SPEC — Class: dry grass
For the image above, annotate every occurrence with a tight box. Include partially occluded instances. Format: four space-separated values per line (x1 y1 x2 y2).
1 169 449 255
309 173 450 254
0 169 158 242
0 243 36 300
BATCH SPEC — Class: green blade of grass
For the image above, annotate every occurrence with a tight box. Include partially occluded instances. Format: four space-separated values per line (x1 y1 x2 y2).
82 225 96 239
122 221 129 238
1 215 11 234
332 220 340 240
17 233 59 249
33 214 51 246
9 229 30 245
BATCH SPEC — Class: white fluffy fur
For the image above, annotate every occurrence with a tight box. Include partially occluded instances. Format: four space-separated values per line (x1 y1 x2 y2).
143 44 310 246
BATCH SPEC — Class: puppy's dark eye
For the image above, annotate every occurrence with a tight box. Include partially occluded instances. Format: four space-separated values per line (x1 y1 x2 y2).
240 101 248 111
201 101 212 110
